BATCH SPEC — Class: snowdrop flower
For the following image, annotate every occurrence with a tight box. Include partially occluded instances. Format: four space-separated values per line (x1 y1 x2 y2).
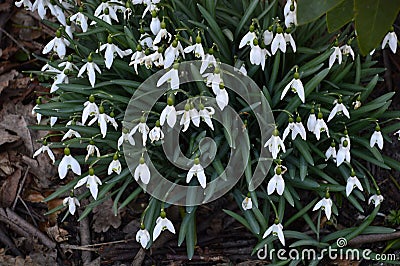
32 0 66 25
285 9 297 28
63 195 80 215
336 135 351 166
139 32 153 48
281 72 304 102
263 28 274 46
340 44 355 60
74 168 102 200
325 140 337 161
249 39 270 70
284 31 296 53
268 165 287 195
368 194 384 207
164 39 184 69
160 97 177 128
200 49 217 74
85 140 100 162
328 98 350 122
33 140 55 163
134 157 151 184
235 64 248 76
93 1 120 25
149 121 164 143
62 120 82 141
214 83 229 111
58 147 81 179
129 44 145 74
239 25 257 48
271 27 286 54
82 95 99 125
394 129 400 140
263 220 285 246
329 45 342 69
312 193 333 220
184 35 205 59
150 15 161 35
32 101 42 124
100 36 132 69
50 71 68 93
370 125 384 150
242 196 252 210
157 63 179 90
382 27 397 53
283 116 306 141
70 7 88 32
108 154 122 175
89 106 118 138
264 128 286 159
153 21 172 45
186 158 206 188
313 112 330 140
346 170 363 197
307 109 317 132
153 210 175 241
130 117 150 146
198 104 215 130
15 0 32 9
136 225 151 249
177 103 200 132
77 55 102 88
50 116 58 127
42 30 70 59
117 128 135 150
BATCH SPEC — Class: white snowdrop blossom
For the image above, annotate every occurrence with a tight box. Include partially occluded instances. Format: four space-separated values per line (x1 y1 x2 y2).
63 196 80 215
33 142 55 163
382 28 397 53
346 171 363 197
42 31 70 59
15 0 32 9
249 40 270 70
62 121 82 141
200 52 217 74
186 158 207 188
108 156 122 175
271 28 286 55
213 84 229 111
153 211 175 241
281 72 304 102
164 40 184 69
336 135 351 166
263 221 285 246
307 110 317 132
329 45 342 69
184 36 205 59
32 0 66 25
284 0 297 27
204 70 222 94
160 98 177 128
368 194 384 207
74 168 102 200
264 129 286 159
394 129 400 140
70 10 88 32
370 126 384 150
134 157 151 184
117 128 136 150
136 227 151 249
153 23 172 45
325 141 337 161
312 195 333 220
157 64 180 90
242 196 252 210
93 1 120 25
89 107 118 138
129 45 145 74
77 57 102 88
82 96 99 125
150 16 161 35
313 113 330 140
340 44 355 60
284 32 296 53
85 141 100 161
177 103 200 132
263 29 274 46
239 28 257 48
32 104 42 124
50 71 68 93
327 99 350 122
282 117 306 141
139 33 153 48
198 105 215 130
129 118 150 146
100 39 132 69
149 122 164 143
50 116 58 127
58 148 81 179
267 165 287 195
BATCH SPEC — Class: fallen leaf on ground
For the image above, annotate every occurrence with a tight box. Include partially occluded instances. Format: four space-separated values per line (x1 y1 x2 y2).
46 224 69 242
92 197 122 233
0 152 14 176
0 168 21 207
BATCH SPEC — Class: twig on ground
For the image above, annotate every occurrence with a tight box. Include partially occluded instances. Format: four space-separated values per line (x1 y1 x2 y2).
0 224 23 256
349 231 400 246
12 166 30 210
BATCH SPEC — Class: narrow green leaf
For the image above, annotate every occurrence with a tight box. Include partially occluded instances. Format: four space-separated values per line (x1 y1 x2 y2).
234 0 259 38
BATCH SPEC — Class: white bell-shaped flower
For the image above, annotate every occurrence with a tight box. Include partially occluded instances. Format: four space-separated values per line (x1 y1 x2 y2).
186 158 207 188
346 170 363 197
325 141 337 161
313 112 330 140
157 64 180 90
271 27 286 54
164 40 185 69
136 226 151 248
149 121 164 143
85 140 100 162
108 155 122 175
368 194 384 207
263 220 285 246
312 194 333 220
129 117 150 146
42 30 70 59
74 168 102 200
382 28 397 53
242 196 253 210
239 27 257 48
153 211 175 241
63 195 80 215
33 141 55 164
282 116 306 141
281 72 304 102
160 97 177 128
329 45 342 69
198 104 215 130
58 147 81 179
77 55 102 88
328 99 350 122
70 9 88 32
176 103 200 132
100 37 132 69
264 129 286 159
82 95 99 125
370 125 384 150
336 135 351 166
184 35 205 59
267 165 287 195
134 157 151 184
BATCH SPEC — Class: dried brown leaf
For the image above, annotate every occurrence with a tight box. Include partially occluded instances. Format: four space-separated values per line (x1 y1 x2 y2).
0 129 20 146
0 168 21 207
0 70 19 95
92 197 122 233
45 224 69 242
0 152 14 176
